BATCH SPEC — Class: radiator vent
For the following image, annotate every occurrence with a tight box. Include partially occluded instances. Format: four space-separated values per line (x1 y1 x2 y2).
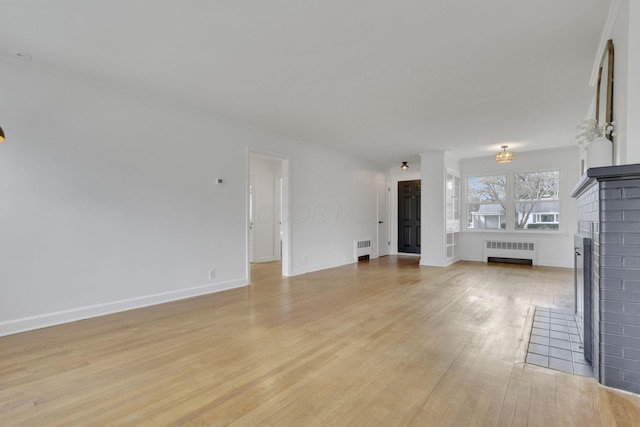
354 239 372 261
486 241 535 251
483 240 538 265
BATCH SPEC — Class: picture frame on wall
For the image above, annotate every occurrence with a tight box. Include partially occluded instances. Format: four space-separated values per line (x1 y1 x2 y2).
595 39 614 151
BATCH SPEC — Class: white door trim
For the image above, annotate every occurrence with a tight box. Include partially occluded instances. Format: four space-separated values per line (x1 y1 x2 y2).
247 149 292 282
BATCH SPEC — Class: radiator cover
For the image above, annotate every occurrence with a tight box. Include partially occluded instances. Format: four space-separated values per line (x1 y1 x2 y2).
354 239 372 261
483 240 538 265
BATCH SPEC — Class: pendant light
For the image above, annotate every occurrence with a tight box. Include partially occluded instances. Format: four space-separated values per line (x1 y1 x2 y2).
495 145 514 163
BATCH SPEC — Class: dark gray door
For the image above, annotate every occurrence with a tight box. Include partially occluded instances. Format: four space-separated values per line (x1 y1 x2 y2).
398 180 421 254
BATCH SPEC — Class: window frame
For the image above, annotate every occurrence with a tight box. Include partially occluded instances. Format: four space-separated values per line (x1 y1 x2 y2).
464 168 562 234
466 174 507 231
513 170 560 231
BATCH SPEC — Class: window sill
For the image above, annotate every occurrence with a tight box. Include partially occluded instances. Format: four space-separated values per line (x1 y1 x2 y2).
462 229 569 236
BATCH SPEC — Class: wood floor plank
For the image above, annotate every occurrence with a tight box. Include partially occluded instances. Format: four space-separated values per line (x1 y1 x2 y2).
1 257 639 426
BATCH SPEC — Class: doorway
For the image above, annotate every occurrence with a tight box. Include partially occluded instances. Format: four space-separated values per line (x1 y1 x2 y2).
248 151 291 281
398 180 421 254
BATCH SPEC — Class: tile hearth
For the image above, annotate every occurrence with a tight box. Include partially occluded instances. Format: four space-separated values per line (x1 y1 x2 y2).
525 306 594 377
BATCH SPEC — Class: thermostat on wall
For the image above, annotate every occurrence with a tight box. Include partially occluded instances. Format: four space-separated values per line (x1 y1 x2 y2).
216 178 224 185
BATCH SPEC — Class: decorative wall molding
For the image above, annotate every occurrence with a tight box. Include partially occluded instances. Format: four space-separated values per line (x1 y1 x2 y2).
586 92 597 120
0 279 247 337
590 0 622 87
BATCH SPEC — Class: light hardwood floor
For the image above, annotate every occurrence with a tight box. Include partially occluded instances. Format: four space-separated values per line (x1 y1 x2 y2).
1 257 639 426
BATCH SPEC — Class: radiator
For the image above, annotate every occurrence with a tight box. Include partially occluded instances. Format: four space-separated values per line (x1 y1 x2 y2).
483 240 538 265
354 239 372 261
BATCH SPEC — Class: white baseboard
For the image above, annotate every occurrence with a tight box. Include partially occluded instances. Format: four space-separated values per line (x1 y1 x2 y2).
459 255 571 268
0 279 247 337
290 257 354 276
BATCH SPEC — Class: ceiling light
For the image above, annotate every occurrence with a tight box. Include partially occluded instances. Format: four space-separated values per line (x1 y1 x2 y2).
400 161 409 170
0 126 5 143
495 145 514 163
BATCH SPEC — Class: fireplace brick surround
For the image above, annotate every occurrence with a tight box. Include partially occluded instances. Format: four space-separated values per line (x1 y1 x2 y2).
572 164 640 394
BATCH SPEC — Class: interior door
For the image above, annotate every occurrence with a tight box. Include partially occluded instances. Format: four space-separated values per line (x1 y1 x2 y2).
398 180 421 254
377 179 389 257
275 175 283 260
249 173 256 263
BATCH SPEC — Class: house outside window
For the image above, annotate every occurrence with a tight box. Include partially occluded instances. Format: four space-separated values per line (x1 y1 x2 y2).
470 204 506 229
532 213 559 223
467 175 506 230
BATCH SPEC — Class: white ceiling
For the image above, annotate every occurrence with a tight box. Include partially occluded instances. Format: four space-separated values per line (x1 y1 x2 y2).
0 0 610 165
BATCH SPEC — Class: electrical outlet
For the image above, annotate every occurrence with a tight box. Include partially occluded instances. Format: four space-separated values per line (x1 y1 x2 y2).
209 269 216 279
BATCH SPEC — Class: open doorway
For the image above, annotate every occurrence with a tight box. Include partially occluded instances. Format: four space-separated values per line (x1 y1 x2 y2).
248 151 291 282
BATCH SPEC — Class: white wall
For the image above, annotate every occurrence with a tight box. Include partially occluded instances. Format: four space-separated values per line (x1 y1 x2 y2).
459 146 580 268
608 0 640 165
419 152 446 267
625 0 640 163
289 149 383 274
0 58 383 335
611 0 630 164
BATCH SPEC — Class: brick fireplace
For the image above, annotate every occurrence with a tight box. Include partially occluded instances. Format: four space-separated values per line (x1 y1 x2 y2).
572 164 640 394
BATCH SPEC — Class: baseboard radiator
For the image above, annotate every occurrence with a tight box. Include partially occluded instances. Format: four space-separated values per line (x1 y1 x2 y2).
354 239 372 261
483 240 537 265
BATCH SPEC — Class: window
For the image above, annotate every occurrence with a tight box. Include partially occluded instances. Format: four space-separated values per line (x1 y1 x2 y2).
466 170 560 231
446 171 460 225
514 171 559 230
467 175 506 229
532 213 559 223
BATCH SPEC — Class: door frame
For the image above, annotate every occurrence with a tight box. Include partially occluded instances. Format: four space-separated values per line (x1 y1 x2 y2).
247 148 292 282
397 179 422 254
249 173 256 263
377 178 390 257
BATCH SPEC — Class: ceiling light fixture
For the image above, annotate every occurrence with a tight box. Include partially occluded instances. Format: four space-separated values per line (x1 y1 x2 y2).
495 145 514 163
0 126 5 143
400 161 409 170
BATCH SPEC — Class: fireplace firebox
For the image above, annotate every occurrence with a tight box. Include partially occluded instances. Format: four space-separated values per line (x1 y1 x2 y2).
574 234 592 362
